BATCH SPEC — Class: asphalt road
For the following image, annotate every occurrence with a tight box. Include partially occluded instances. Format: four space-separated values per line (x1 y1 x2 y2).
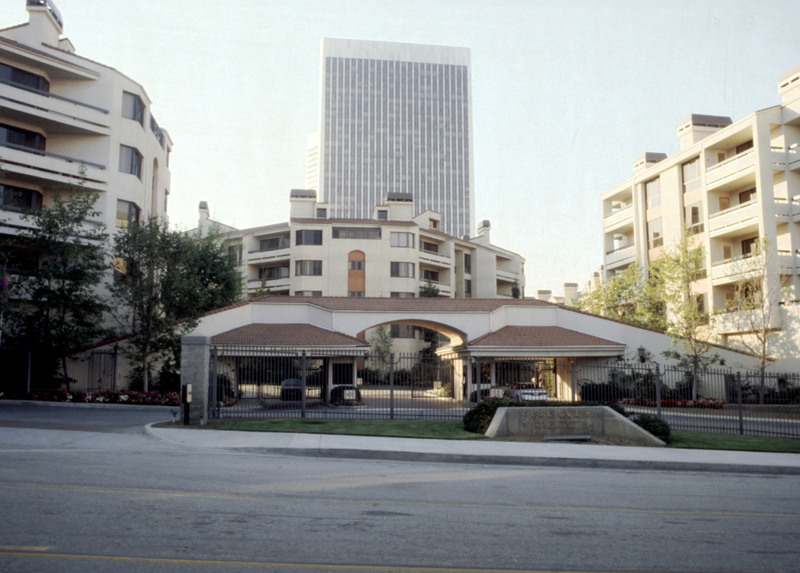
0 404 799 573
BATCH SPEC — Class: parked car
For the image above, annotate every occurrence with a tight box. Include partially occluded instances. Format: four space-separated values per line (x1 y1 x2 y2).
505 384 548 401
280 379 304 401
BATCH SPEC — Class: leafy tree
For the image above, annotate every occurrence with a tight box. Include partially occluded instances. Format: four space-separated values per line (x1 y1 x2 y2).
109 218 242 391
418 279 441 354
726 237 786 402
1 184 111 388
419 280 440 298
658 232 721 397
511 281 521 298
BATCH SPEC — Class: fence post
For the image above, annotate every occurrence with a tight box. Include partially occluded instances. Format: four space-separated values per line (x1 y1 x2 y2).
389 353 395 420
570 361 577 403
737 371 744 435
301 351 307 419
112 346 118 391
655 364 662 419
209 346 218 420
180 335 210 425
26 348 32 394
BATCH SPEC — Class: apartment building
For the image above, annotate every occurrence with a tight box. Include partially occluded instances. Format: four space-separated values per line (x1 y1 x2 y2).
0 1 172 252
601 63 800 364
199 190 525 301
306 39 474 239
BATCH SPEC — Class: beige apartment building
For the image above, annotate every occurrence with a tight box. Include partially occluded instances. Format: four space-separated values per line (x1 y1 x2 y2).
200 190 525 301
601 62 800 367
0 1 173 250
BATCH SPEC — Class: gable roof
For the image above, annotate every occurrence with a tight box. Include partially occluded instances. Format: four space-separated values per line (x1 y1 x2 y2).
210 323 369 347
465 326 624 348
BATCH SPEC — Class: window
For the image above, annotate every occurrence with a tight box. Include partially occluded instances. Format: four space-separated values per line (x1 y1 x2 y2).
390 232 414 248
295 260 323 276
348 260 365 270
227 245 242 264
332 227 381 239
377 210 388 220
736 140 753 155
645 178 661 209
0 244 38 275
739 188 756 204
390 262 414 278
259 236 290 251
421 269 439 282
682 158 700 194
465 279 472 298
0 62 49 92
295 291 322 296
390 324 416 339
122 91 144 126
647 217 662 249
316 208 327 219
116 200 140 228
0 184 42 212
464 253 472 274
420 240 439 254
295 230 322 245
348 291 365 297
742 237 758 257
719 196 731 211
429 219 439 229
390 292 415 298
119 145 142 179
260 266 289 280
150 114 165 148
684 202 704 235
723 245 732 260
0 122 45 152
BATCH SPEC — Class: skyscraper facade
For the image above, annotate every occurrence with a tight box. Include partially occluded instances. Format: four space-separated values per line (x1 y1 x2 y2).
307 39 475 239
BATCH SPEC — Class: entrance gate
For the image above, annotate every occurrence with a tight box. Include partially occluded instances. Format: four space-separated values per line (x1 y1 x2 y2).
208 346 462 420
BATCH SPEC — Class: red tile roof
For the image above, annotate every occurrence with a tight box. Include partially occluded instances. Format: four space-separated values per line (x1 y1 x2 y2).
210 323 369 347
466 326 624 348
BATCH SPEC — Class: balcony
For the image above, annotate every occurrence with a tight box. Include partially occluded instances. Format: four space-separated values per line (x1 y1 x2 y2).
708 200 759 238
0 142 107 192
605 244 636 269
706 148 756 190
246 246 291 265
714 305 783 335
603 204 634 232
495 268 519 283
0 80 110 136
710 253 763 285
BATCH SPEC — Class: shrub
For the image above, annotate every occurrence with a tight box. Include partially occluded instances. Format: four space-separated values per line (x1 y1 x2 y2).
630 413 671 442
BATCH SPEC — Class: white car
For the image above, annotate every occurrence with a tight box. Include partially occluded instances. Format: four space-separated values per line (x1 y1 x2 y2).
505 384 548 401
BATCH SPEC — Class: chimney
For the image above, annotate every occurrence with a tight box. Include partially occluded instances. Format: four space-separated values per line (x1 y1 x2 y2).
633 152 667 174
677 114 732 151
563 283 579 306
536 289 552 302
26 0 64 46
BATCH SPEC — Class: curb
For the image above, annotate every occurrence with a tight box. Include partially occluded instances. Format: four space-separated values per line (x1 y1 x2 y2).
143 425 800 476
1 399 179 413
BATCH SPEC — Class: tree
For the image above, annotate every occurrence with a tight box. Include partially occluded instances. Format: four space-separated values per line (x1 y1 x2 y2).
109 218 241 391
419 280 440 298
726 237 786 402
418 279 441 354
576 262 666 330
1 184 111 388
658 231 721 397
511 281 521 298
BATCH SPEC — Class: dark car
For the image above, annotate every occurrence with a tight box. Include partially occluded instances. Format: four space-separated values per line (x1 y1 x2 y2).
280 379 303 401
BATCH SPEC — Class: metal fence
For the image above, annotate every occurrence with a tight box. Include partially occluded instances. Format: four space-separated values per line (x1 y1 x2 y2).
208 347 463 420
0 347 117 394
574 362 800 439
206 347 800 438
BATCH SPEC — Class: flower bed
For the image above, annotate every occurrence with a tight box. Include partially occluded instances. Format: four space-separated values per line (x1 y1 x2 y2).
616 397 725 409
0 389 181 406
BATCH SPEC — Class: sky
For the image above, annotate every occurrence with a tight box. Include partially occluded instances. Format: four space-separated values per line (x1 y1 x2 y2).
2 0 798 296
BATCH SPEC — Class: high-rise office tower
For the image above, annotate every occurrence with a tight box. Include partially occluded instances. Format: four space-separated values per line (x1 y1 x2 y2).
307 39 475 238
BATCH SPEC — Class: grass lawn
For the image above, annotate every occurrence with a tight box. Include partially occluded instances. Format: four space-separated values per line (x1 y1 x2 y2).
670 431 800 453
219 418 486 440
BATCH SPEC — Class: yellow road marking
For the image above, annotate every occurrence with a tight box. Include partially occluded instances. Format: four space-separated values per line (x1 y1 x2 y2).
0 546 50 551
0 549 628 572
0 482 796 520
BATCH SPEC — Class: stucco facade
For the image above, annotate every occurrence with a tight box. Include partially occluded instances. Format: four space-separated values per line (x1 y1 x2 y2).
0 1 173 249
601 63 800 370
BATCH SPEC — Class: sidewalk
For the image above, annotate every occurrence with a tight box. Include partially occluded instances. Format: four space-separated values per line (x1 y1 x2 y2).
145 424 800 475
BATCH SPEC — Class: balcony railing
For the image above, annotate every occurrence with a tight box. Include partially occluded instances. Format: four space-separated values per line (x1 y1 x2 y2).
0 140 105 170
0 78 109 114
710 197 757 219
606 244 633 255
